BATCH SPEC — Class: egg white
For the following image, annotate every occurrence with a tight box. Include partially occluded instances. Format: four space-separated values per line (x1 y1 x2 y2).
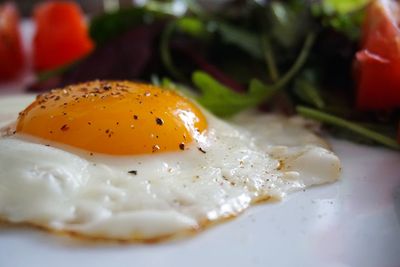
0 96 340 241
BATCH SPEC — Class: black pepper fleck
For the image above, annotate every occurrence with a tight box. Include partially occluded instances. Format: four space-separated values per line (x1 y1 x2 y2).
128 170 138 175
179 143 185 150
198 147 206 154
60 124 69 131
155 117 163 125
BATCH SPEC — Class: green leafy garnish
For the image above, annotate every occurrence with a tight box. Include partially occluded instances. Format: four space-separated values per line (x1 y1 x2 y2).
262 35 279 82
323 0 371 14
215 22 263 59
297 106 400 150
189 32 315 117
160 21 188 82
176 17 208 38
192 71 271 117
273 32 315 90
294 71 325 109
161 77 198 98
90 7 168 45
268 1 311 48
312 0 367 40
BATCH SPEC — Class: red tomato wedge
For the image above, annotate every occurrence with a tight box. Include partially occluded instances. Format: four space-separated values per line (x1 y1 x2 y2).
355 0 400 110
33 1 94 72
0 3 24 80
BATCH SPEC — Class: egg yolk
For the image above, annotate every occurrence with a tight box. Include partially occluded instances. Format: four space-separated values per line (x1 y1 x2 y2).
16 80 207 155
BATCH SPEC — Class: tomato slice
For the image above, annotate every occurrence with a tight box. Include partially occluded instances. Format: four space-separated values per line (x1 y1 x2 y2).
356 0 400 110
0 3 24 81
33 2 94 72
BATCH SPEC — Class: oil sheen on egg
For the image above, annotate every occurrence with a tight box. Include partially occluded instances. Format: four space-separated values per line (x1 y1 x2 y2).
0 81 341 241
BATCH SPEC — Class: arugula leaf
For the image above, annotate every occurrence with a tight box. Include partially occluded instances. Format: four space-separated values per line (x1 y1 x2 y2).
273 32 316 89
152 74 198 98
215 22 263 59
192 71 272 117
328 12 364 40
312 0 367 40
294 80 325 109
262 35 279 82
160 21 188 82
189 32 315 117
90 7 168 45
161 77 198 98
160 17 210 82
323 0 371 14
161 19 265 81
268 1 311 49
293 71 325 109
297 106 400 150
90 7 144 44
176 17 209 38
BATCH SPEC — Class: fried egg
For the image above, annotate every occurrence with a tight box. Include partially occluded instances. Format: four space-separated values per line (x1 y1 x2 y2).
0 81 341 241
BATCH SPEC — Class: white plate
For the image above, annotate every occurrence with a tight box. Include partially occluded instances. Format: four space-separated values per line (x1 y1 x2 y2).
0 95 399 267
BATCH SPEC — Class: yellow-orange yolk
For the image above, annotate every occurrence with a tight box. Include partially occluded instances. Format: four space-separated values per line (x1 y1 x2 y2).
16 80 207 155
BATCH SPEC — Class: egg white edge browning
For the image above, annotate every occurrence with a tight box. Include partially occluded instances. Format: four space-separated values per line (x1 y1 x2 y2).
0 95 341 241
